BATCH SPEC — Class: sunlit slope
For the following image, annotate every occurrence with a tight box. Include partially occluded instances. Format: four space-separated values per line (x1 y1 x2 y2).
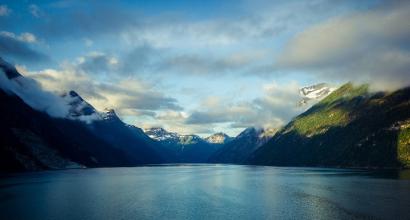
249 83 410 168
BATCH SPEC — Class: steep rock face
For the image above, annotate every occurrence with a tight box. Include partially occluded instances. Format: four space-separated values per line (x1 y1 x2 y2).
249 83 410 168
144 128 223 163
209 127 277 164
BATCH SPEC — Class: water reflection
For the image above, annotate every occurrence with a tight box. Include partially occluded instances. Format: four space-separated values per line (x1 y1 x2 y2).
0 165 409 220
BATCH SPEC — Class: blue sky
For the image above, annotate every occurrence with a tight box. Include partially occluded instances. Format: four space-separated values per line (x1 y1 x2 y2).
1 0 409 136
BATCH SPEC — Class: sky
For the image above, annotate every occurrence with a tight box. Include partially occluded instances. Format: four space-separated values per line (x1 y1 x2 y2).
1 0 409 137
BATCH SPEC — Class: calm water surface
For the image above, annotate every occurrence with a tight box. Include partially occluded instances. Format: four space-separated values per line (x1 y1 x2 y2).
1 165 410 220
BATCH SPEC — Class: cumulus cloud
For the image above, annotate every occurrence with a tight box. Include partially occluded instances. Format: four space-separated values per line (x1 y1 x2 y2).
0 5 10 16
276 1 410 89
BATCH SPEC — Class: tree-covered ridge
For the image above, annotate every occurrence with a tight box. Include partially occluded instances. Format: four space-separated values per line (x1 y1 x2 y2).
287 83 368 137
250 83 410 168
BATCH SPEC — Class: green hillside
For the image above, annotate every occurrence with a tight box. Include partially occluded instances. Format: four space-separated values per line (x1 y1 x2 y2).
249 83 410 168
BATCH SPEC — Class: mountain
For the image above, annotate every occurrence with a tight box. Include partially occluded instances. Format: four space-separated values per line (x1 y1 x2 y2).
205 132 233 144
144 127 223 163
88 110 162 164
63 90 163 164
299 83 336 106
0 58 162 171
62 90 101 122
0 88 135 171
208 127 277 164
145 127 180 143
249 83 410 168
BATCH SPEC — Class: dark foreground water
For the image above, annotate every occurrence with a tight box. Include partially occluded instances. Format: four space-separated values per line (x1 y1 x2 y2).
1 165 410 220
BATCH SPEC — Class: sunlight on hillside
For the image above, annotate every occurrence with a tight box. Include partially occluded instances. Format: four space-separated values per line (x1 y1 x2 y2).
398 124 410 167
292 108 350 137
319 83 369 105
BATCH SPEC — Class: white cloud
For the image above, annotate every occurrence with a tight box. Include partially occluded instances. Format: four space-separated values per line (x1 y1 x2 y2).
0 31 37 43
19 33 37 43
0 69 70 118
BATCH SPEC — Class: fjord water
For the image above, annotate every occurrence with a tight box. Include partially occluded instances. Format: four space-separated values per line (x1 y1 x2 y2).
1 165 409 220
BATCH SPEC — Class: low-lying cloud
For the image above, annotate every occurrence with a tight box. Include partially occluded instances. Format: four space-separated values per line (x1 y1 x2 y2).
0 69 70 118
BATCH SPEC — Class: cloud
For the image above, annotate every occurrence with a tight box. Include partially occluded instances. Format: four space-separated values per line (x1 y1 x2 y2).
157 50 266 75
275 1 410 89
76 52 119 76
0 69 70 118
0 31 37 43
0 31 48 62
184 82 306 129
28 64 183 116
0 5 10 16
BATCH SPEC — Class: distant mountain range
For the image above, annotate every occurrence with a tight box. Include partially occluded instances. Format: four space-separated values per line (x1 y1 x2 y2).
1 57 409 171
144 127 230 163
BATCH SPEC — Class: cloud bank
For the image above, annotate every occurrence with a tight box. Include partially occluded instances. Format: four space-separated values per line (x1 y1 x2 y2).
276 1 410 89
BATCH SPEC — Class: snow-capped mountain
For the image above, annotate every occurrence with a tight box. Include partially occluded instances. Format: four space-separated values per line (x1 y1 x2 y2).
144 127 207 145
144 127 223 162
144 127 180 143
205 132 233 144
298 83 336 106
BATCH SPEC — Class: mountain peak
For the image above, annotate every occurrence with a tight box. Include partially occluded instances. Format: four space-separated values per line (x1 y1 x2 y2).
101 108 119 120
144 127 180 142
299 83 336 106
205 132 233 144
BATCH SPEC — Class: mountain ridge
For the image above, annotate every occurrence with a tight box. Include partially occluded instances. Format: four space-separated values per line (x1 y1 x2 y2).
249 83 410 168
